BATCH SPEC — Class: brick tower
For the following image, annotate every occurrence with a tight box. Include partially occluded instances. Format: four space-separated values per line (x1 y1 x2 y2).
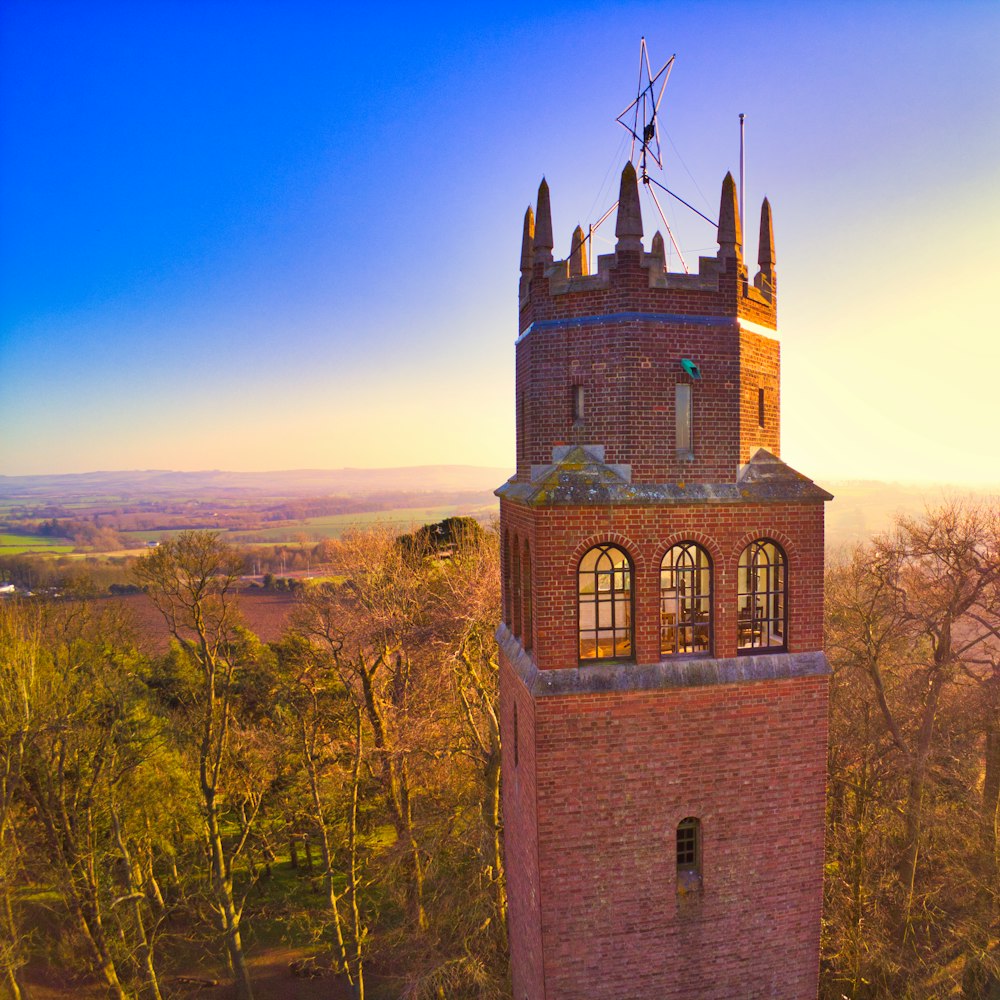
497 162 831 999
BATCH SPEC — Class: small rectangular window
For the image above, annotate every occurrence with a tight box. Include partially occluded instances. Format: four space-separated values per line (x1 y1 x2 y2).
677 817 702 898
572 384 585 421
676 384 693 457
758 387 765 428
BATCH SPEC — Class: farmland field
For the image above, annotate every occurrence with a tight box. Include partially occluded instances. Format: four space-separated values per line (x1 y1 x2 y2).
113 502 498 547
0 532 74 554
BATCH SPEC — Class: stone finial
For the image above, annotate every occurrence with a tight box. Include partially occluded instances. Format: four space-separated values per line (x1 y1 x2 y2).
650 230 665 261
520 206 535 274
757 197 775 269
717 171 742 259
569 225 587 276
533 178 554 264
615 161 643 250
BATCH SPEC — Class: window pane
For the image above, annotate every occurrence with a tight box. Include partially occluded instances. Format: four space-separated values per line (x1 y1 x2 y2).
737 539 787 650
661 542 712 656
579 544 633 661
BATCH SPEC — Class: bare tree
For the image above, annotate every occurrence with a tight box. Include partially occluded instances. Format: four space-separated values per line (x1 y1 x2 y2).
0 600 43 1000
427 522 505 931
824 502 1000 996
134 532 261 1000
273 634 368 998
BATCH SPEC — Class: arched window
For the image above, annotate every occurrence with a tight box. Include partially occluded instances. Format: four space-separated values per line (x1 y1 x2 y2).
737 539 787 651
676 817 702 896
660 542 712 656
522 541 533 652
578 544 633 661
511 538 522 639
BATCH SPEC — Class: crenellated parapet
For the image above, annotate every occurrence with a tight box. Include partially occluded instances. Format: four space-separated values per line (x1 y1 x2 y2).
519 163 778 335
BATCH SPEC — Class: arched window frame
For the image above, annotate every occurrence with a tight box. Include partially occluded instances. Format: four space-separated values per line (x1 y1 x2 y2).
577 543 634 663
737 538 787 652
660 542 712 657
522 540 533 652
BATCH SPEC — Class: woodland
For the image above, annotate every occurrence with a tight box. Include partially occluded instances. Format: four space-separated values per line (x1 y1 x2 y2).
0 504 998 999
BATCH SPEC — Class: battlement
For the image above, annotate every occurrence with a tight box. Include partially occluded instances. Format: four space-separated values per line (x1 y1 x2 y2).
519 163 777 335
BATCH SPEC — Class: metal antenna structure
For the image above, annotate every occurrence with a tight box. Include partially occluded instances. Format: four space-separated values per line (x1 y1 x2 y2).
617 36 673 177
586 38 718 275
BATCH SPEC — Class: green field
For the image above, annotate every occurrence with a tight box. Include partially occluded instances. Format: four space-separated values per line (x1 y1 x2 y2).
231 503 498 542
0 533 75 555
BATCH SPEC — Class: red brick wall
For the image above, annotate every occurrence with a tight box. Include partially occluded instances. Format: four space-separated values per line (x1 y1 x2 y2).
738 328 781 459
500 653 544 1000
501 498 824 670
514 251 779 484
526 675 829 999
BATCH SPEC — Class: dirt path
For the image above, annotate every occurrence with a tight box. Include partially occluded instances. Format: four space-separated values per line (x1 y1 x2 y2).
20 946 356 1000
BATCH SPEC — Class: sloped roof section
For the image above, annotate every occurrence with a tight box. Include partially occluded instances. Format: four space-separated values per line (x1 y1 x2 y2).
496 445 832 506
736 448 834 501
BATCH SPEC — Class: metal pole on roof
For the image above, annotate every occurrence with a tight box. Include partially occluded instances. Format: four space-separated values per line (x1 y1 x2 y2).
739 113 746 243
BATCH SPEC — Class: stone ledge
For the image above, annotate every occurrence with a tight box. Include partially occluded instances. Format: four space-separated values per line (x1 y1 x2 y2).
496 623 829 698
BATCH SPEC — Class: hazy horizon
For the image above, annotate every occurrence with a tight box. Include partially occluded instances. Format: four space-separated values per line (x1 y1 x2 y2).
2 464 998 493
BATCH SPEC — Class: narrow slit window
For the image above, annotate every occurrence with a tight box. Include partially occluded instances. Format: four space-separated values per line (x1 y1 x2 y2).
517 391 526 463
511 540 522 640
513 703 519 767
522 541 533 652
676 383 693 457
502 532 511 626
758 387 765 428
572 384 586 421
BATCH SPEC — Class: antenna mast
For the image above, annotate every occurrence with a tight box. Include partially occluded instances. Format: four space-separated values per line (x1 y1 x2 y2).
584 39 718 274
739 113 746 242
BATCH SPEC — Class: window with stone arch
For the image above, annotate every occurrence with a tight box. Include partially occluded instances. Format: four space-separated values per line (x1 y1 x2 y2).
522 540 533 652
660 542 712 656
578 543 633 661
737 538 787 651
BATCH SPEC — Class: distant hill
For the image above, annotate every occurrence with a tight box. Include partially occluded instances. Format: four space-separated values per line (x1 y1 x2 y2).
0 466 514 502
1 469 996 555
824 480 1000 553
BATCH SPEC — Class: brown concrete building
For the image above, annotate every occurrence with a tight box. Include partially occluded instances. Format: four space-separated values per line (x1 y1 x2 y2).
497 161 831 998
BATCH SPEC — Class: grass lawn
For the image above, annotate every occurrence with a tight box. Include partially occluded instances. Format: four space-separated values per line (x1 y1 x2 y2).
0 532 74 554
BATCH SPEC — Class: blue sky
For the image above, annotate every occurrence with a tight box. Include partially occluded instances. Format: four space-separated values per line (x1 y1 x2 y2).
1 1 998 483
